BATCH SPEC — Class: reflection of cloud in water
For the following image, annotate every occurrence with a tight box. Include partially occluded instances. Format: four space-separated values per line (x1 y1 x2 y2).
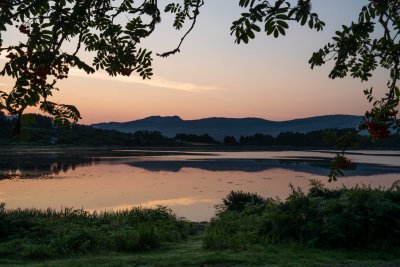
87 197 215 212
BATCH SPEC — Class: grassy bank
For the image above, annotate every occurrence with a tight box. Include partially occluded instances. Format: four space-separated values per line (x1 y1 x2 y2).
1 181 400 266
2 235 400 267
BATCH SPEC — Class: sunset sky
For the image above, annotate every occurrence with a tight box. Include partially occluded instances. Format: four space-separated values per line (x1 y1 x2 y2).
0 0 390 124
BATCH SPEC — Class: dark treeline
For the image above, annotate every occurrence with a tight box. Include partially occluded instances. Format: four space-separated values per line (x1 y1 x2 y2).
226 129 400 149
0 113 399 148
175 133 218 144
235 130 352 147
0 113 177 146
0 111 12 139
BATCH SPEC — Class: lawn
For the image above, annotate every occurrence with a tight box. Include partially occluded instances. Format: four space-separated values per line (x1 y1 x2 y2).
1 235 400 267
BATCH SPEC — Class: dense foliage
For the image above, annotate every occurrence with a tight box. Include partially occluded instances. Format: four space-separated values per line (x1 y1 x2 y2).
204 180 400 250
0 204 193 259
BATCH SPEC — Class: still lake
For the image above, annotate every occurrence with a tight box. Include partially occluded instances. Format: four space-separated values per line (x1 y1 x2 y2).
1 148 399 221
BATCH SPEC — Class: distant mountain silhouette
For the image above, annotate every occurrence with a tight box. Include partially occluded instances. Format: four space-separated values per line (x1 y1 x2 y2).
92 115 363 140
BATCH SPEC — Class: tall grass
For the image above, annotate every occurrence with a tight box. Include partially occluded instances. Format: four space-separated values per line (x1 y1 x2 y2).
204 180 400 250
0 204 193 259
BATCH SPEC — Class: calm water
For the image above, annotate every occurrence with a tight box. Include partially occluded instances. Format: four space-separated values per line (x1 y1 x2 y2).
1 148 399 221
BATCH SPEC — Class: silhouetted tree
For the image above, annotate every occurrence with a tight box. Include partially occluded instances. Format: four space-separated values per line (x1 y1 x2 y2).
21 114 53 129
239 133 274 146
175 133 217 144
224 135 239 146
0 111 12 138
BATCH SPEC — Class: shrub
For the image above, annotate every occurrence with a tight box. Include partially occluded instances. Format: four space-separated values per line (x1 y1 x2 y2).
219 190 267 212
205 180 400 250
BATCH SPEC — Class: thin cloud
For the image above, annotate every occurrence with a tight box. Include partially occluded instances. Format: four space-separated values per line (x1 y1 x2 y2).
69 68 218 93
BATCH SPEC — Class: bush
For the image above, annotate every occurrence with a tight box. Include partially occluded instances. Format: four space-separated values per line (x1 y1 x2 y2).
205 180 400 250
219 190 267 212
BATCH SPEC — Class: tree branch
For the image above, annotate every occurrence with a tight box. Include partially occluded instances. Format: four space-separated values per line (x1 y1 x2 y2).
157 0 203 58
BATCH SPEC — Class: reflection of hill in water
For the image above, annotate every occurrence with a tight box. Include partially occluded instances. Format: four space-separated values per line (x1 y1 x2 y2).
1 149 400 179
0 154 97 179
125 159 400 177
0 149 210 179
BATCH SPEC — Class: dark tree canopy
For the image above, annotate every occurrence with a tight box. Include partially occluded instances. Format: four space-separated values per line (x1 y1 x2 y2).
0 0 202 135
230 0 399 137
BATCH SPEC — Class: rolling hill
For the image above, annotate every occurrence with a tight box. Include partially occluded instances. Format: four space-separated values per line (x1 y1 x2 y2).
92 114 363 141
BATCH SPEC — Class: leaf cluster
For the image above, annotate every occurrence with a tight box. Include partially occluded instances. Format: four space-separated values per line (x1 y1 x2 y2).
231 0 325 44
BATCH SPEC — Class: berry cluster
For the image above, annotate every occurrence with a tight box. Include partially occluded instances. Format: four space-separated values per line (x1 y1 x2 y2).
362 107 398 139
120 68 133 76
364 121 390 139
19 25 31 37
6 49 71 86
24 65 50 87
6 53 18 60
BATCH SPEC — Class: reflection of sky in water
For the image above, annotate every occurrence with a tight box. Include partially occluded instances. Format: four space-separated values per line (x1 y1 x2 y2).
0 149 399 221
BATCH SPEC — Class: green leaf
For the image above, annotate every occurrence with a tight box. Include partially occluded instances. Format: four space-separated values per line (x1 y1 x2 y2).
277 20 289 29
300 14 308 26
395 87 400 97
247 29 255 39
273 29 279 38
250 24 261 32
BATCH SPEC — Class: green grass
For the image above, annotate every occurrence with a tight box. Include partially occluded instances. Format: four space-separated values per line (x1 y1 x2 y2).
1 235 399 267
